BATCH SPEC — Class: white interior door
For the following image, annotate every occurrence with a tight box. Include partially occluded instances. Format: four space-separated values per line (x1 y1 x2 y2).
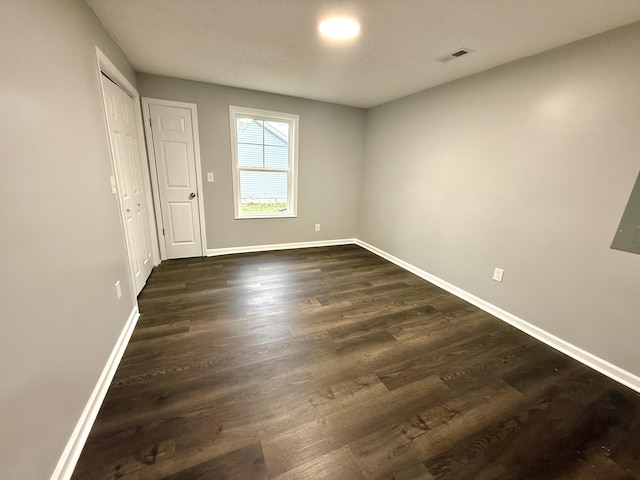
101 74 154 293
147 103 204 259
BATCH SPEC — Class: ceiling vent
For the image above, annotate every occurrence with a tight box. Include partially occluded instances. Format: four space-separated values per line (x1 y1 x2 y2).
436 48 473 63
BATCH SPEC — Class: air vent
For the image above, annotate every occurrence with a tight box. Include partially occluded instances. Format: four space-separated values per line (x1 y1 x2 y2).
436 48 473 63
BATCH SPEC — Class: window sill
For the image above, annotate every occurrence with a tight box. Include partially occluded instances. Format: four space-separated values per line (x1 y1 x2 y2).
234 214 298 220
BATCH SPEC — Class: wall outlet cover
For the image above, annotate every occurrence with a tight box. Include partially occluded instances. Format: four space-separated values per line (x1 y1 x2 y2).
493 268 504 283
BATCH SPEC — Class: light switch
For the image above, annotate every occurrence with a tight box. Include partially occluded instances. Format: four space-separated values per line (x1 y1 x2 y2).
493 268 504 283
207 172 214 182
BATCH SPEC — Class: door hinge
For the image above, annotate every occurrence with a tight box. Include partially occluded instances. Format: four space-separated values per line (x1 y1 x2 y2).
162 228 165 236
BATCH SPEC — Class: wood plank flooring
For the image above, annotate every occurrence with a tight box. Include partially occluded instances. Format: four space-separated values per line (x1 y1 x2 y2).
71 245 640 479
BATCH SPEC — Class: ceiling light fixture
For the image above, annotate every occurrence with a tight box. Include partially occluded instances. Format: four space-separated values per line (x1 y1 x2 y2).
319 16 360 40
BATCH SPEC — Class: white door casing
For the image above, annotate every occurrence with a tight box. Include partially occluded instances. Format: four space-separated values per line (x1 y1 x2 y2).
144 100 206 259
100 73 154 293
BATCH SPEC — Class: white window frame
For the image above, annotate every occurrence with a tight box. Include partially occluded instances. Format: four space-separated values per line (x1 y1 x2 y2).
229 105 299 219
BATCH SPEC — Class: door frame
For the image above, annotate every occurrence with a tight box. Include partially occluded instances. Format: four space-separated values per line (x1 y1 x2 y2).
141 97 207 260
95 48 160 290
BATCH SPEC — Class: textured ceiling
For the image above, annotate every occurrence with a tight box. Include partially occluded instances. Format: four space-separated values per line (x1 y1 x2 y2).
86 0 640 108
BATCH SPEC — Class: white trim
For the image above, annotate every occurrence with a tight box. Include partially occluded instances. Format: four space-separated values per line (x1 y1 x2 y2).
228 105 299 219
50 306 140 480
96 48 160 270
95 46 160 296
207 238 356 256
95 47 136 96
48 238 640 480
140 98 167 260
191 103 208 253
142 98 208 259
354 239 640 394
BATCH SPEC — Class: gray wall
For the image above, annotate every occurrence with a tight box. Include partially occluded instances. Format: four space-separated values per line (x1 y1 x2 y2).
0 0 138 478
360 23 640 375
3 3 639 477
137 74 365 249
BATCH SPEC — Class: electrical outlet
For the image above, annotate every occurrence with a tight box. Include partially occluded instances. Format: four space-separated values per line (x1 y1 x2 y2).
207 172 214 182
493 268 504 283
315 224 321 232
115 280 122 299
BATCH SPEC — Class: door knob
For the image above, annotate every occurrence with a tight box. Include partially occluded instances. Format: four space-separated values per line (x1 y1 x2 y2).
188 192 196 199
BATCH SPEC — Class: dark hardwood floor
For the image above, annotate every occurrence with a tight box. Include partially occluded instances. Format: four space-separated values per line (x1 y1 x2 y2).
72 245 640 479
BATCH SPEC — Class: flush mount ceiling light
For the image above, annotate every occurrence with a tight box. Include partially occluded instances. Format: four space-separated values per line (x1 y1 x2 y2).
319 16 360 40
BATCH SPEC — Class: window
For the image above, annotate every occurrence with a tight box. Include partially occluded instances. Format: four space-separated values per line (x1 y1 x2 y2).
229 106 299 218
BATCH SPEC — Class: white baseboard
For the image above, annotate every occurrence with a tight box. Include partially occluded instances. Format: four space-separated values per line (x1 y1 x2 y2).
207 238 357 257
355 239 640 394
50 306 140 480
48 238 640 480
